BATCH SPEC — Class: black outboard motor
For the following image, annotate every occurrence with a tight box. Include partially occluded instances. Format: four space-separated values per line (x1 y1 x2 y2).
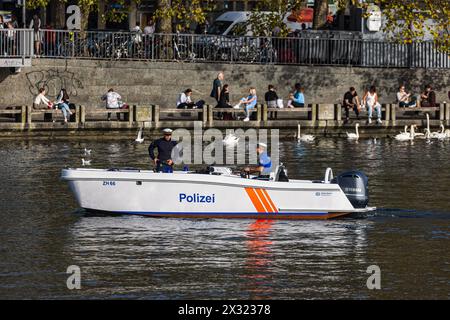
331 171 369 208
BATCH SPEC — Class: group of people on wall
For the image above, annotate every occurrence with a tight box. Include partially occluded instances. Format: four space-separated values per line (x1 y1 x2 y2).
342 84 438 124
31 69 440 124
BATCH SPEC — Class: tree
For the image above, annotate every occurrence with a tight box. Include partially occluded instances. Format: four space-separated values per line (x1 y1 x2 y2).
153 0 214 33
26 0 138 31
312 0 328 30
247 0 307 37
376 0 450 53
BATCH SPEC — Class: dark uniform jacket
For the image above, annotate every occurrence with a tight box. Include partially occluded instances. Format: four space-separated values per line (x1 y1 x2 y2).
148 138 178 162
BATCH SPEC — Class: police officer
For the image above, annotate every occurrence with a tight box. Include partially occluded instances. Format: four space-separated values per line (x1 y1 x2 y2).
148 128 178 172
244 143 272 179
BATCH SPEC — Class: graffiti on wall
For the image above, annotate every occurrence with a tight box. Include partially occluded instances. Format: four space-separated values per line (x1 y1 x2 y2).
26 69 84 98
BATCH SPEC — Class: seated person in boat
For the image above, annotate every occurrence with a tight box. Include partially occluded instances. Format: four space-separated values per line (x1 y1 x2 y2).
244 143 272 179
148 128 178 172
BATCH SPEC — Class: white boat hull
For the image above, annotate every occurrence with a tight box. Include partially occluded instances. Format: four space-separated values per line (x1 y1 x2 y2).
61 168 375 220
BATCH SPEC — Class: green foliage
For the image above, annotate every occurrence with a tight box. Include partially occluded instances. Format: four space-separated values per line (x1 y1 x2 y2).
153 0 214 32
26 0 140 28
247 0 307 37
376 0 449 53
334 0 449 53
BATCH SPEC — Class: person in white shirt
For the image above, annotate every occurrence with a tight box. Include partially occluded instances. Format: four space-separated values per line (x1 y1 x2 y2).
397 85 417 108
101 88 123 121
362 85 382 124
144 20 155 35
176 89 205 109
29 15 42 56
33 88 53 109
131 23 142 44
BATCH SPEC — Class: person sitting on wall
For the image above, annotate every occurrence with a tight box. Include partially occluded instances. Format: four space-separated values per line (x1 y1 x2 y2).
420 84 436 108
101 88 128 121
292 83 305 108
217 84 233 120
55 88 73 123
397 85 417 108
176 89 205 109
33 88 53 109
33 88 55 122
265 84 279 119
342 87 361 123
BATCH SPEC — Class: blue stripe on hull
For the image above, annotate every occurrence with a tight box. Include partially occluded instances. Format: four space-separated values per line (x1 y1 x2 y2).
83 209 351 219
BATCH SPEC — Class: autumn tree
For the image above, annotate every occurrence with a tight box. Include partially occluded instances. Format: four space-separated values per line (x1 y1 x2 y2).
376 0 450 52
26 0 138 31
153 0 214 33
247 0 307 36
312 0 328 30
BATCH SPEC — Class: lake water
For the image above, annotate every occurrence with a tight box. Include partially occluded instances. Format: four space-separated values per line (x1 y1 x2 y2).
0 137 449 299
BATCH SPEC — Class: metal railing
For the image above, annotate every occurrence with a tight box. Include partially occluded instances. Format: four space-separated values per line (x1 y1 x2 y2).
0 29 33 58
1 29 449 68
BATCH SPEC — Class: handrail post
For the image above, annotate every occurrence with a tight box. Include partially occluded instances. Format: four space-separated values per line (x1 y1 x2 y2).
439 103 445 121
256 104 262 122
80 105 86 124
262 104 268 122
26 105 32 125
445 102 450 126
391 103 396 126
335 104 342 122
311 104 317 124
384 104 390 123
202 104 208 125
208 104 213 127
129 105 134 124
21 105 26 124
153 104 160 127
75 105 80 124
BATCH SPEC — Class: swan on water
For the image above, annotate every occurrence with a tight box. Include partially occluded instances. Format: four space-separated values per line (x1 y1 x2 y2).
83 148 92 155
430 124 447 140
135 127 144 143
346 123 359 140
81 158 92 166
297 124 315 142
223 133 240 146
394 124 414 141
445 129 450 138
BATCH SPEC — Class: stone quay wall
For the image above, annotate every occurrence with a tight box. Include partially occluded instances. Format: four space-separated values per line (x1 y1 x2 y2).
0 59 449 108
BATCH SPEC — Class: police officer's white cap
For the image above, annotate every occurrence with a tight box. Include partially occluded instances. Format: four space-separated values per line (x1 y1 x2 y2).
258 143 267 148
162 128 173 134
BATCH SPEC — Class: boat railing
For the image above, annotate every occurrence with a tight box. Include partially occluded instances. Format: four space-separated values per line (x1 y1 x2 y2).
324 168 334 184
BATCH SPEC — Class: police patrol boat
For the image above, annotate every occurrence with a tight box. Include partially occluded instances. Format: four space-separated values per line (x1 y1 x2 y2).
61 165 375 220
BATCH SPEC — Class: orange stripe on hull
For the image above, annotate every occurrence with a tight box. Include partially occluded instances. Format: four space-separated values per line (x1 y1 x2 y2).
261 189 278 213
245 187 266 213
254 188 274 213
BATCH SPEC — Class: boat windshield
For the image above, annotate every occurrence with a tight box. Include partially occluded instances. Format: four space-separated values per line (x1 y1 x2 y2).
207 20 233 35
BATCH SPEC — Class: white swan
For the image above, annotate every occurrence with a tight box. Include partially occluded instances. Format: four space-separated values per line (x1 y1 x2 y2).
395 124 414 141
430 124 447 140
445 129 450 138
135 127 144 143
83 147 92 155
81 158 91 166
297 124 315 142
223 133 240 147
346 123 359 140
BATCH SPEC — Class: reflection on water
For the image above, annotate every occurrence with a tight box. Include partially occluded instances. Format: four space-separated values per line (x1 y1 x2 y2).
0 138 449 299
